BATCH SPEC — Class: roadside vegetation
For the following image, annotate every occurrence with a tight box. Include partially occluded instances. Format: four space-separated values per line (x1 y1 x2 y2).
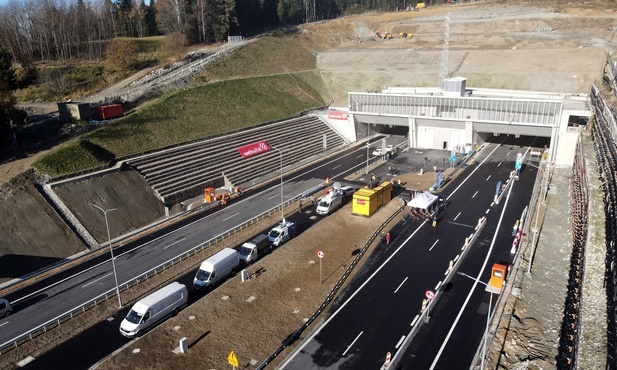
33 30 328 177
200 30 318 81
34 73 326 176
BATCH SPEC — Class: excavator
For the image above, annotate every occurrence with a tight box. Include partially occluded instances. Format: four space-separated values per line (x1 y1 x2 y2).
376 31 393 40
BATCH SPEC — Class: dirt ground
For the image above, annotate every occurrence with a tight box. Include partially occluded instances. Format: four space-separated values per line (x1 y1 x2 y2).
1 2 615 369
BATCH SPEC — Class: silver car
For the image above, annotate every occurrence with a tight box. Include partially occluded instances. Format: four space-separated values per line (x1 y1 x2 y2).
0 298 13 318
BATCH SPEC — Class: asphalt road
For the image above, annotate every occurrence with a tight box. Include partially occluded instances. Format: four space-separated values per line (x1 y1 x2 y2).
0 135 409 367
280 137 546 369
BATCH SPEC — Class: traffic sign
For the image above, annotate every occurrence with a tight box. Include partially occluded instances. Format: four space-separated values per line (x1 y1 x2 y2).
425 290 435 300
227 350 239 367
515 153 523 170
317 250 324 259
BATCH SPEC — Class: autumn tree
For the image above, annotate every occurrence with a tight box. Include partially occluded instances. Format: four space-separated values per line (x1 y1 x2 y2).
104 39 139 74
0 45 16 140
166 31 188 61
156 0 188 35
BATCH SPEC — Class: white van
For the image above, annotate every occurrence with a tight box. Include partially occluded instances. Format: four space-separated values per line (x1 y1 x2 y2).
316 189 343 215
119 282 188 338
193 248 240 290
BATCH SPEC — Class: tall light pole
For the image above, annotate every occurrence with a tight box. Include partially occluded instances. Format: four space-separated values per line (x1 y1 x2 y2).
366 140 370 175
457 271 494 370
271 147 285 222
92 204 122 308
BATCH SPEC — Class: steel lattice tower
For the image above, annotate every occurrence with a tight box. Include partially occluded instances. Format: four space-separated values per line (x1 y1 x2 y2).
439 13 451 90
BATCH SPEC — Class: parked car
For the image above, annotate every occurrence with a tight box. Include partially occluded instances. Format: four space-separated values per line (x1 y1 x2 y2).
339 185 357 197
372 145 395 156
0 298 13 318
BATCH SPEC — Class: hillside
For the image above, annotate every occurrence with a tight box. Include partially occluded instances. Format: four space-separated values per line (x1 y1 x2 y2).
0 2 615 369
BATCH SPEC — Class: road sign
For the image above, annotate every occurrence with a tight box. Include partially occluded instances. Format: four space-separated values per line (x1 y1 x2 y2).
227 350 239 367
317 250 324 259
515 153 523 170
425 290 435 300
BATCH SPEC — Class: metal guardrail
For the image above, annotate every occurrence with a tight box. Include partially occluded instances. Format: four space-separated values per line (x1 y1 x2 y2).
0 200 297 355
256 202 406 370
385 216 488 370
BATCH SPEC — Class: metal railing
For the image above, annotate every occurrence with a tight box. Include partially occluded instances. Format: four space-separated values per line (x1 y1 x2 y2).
256 202 407 369
0 198 298 355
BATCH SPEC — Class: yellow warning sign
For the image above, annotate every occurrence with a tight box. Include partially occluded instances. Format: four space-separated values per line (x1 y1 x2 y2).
227 350 239 367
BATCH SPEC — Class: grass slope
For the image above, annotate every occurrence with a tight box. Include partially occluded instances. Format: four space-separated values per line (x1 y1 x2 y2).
35 74 325 176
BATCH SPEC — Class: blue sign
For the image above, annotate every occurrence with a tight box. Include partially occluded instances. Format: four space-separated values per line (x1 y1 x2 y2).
515 153 523 170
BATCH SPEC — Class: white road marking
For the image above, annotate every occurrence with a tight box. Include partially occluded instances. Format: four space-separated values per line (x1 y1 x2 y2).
411 315 420 327
332 165 341 170
486 175 491 181
454 212 461 221
342 331 363 356
454 254 460 262
394 277 408 293
267 194 279 200
430 169 516 370
222 212 239 221
0 322 8 327
395 335 406 349
486 209 490 214
163 238 186 250
472 191 478 198
82 272 113 288
429 239 439 251
356 154 364 158
497 162 502 167
434 281 442 291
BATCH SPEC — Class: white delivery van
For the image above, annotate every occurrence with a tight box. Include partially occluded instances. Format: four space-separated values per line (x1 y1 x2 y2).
193 248 240 290
316 189 343 215
268 221 297 247
119 281 188 338
238 234 271 264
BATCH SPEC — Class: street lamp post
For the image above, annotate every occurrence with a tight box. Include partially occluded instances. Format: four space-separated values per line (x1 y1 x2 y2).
271 147 285 222
457 271 494 370
366 140 370 175
92 204 122 308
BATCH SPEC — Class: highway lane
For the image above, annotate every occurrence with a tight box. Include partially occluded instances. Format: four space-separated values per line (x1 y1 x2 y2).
17 200 352 369
401 145 539 369
0 137 404 350
280 140 542 369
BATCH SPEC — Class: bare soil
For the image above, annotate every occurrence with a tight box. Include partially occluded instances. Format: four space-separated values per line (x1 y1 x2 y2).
0 2 615 369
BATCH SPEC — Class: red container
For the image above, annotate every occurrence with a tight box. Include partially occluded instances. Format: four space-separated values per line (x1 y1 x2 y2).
97 104 124 120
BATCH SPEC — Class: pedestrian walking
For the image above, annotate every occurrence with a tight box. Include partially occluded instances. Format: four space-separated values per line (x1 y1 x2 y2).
299 198 303 213
386 232 391 246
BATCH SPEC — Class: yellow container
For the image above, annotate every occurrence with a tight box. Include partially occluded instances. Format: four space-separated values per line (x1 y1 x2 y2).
352 182 392 217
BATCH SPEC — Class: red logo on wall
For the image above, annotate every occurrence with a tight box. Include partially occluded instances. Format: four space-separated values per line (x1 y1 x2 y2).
328 110 348 120
237 141 272 158
356 199 366 205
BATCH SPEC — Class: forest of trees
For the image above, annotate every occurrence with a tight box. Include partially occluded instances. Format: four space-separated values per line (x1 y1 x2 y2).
0 0 411 67
0 0 413 136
